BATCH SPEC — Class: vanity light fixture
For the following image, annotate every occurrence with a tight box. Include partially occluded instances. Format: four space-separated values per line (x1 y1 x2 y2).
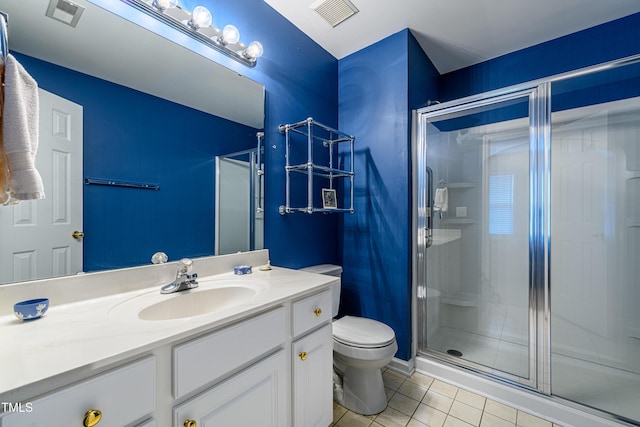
187 5 212 30
244 41 264 61
219 24 240 45
123 0 264 67
151 0 177 12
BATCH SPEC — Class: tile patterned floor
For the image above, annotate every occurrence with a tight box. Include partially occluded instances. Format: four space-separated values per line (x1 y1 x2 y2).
330 369 565 427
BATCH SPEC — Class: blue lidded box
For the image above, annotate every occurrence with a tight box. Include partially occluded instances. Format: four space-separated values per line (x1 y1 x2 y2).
234 265 252 275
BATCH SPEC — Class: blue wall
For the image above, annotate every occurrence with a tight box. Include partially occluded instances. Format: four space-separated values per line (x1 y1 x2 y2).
337 30 439 360
187 0 341 269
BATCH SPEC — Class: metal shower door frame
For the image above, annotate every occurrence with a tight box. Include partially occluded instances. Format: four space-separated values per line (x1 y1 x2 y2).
413 82 552 393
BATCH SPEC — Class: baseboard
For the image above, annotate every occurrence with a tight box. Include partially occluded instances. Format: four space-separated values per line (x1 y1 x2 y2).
386 357 415 377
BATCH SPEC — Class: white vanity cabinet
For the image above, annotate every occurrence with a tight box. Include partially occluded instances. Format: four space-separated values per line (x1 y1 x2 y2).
0 272 335 427
291 289 334 427
0 356 155 427
170 289 334 427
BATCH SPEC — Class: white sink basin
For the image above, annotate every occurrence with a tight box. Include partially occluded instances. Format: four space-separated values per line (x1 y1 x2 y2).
108 278 267 321
139 286 257 321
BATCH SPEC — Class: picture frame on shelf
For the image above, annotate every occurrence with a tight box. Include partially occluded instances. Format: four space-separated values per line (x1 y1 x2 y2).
322 188 337 209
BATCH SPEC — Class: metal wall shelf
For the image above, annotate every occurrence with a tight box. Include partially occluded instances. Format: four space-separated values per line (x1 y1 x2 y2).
278 117 355 215
286 164 354 179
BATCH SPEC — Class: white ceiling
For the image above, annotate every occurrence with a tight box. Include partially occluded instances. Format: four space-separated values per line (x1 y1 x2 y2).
264 0 640 74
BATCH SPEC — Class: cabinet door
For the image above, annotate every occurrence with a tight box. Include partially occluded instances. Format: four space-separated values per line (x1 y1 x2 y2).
173 351 287 427
0 357 155 427
292 323 333 427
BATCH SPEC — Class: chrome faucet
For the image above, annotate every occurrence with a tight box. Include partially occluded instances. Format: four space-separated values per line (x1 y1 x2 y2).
160 258 199 294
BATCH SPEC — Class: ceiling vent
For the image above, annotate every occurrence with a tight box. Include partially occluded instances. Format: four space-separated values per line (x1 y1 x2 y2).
46 0 85 28
310 0 359 27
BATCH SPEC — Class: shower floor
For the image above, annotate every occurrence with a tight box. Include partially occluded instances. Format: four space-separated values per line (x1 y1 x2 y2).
552 313 640 423
429 326 529 379
428 316 640 423
553 352 640 422
429 301 530 378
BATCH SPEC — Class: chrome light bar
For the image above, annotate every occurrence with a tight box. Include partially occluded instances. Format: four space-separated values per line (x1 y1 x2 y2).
122 0 263 67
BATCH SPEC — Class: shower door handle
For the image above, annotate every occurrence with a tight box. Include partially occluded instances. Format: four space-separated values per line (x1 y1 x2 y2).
425 227 433 248
425 166 434 248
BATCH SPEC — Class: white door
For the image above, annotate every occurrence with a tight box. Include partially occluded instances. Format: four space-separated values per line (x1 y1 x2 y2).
0 89 83 284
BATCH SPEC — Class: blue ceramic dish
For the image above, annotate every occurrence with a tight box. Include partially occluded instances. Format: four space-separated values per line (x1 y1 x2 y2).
14 298 49 321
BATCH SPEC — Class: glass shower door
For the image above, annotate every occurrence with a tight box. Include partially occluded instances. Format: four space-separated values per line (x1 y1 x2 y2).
215 147 264 255
417 90 542 388
549 64 640 423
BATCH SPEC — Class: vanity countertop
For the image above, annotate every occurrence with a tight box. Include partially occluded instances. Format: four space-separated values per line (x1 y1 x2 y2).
0 265 336 397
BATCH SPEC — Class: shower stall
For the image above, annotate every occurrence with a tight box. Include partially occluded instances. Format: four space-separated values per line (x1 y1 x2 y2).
414 55 640 425
215 134 265 255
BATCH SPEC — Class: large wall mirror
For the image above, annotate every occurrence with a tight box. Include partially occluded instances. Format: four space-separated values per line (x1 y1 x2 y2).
0 0 265 284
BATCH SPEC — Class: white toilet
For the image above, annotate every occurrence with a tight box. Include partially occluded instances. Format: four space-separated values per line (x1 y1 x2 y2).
301 264 398 415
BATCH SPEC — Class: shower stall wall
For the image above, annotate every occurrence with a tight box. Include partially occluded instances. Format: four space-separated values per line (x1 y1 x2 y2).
414 56 640 425
215 145 264 255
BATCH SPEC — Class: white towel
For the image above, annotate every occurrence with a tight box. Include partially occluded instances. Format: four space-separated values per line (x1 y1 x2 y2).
434 187 448 213
2 54 45 203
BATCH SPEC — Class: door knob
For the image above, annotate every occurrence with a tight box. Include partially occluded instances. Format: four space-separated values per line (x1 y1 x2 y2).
72 231 85 239
83 409 102 427
184 420 197 427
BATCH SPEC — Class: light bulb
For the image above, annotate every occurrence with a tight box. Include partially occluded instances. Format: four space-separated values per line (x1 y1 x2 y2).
244 41 264 60
189 6 212 30
152 0 177 11
220 25 240 45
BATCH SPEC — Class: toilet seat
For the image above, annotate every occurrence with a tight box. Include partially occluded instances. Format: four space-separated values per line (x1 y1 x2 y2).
333 316 396 348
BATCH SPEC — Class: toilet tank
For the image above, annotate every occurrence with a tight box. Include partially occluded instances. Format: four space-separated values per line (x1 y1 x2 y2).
300 264 342 317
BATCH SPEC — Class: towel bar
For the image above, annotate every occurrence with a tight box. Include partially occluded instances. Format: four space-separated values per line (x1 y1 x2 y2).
85 178 160 190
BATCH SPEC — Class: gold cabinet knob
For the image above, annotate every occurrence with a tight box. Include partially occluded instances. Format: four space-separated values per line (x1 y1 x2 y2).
184 420 197 427
72 231 85 239
299 351 308 361
83 409 102 427
313 308 322 317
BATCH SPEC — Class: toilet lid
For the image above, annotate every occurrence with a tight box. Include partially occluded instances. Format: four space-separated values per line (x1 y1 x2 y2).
333 316 396 348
